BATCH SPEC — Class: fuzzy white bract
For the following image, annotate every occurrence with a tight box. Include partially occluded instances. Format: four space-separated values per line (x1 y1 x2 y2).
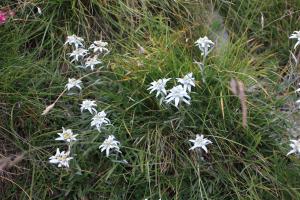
65 78 82 91
195 36 214 57
148 78 171 97
85 55 102 71
69 48 88 62
55 127 78 143
176 72 195 92
289 31 300 49
287 139 300 156
80 100 97 114
49 148 73 168
99 135 121 157
89 40 109 54
189 134 212 153
65 34 84 49
165 85 191 108
91 111 110 132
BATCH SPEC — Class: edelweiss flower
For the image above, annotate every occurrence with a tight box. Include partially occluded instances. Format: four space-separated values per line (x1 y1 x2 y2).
55 127 78 143
84 55 102 70
69 48 88 62
189 134 212 153
65 78 82 91
99 135 121 157
287 139 300 156
91 111 110 132
165 85 191 108
289 31 300 49
176 72 195 92
148 78 171 97
64 34 84 49
195 36 214 57
49 148 73 168
80 100 97 114
89 40 109 54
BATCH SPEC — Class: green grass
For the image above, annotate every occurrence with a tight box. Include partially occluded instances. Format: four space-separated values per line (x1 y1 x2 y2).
1 0 300 199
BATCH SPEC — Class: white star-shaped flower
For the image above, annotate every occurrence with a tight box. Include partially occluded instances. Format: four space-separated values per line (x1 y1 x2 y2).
189 134 212 153
84 55 102 71
165 85 191 108
287 139 300 156
80 100 97 114
99 135 121 157
91 111 110 132
89 40 109 54
147 78 171 97
65 78 82 91
176 72 195 92
69 48 88 62
49 148 73 168
64 34 84 49
195 36 214 57
55 127 78 143
289 31 300 49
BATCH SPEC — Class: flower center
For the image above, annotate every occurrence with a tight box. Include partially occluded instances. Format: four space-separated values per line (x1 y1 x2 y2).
63 133 71 139
57 155 67 161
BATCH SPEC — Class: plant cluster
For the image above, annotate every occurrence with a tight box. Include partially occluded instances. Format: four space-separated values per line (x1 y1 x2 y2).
47 35 217 170
48 35 122 168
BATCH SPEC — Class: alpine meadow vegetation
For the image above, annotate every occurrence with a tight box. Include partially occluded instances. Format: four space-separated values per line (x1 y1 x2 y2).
1 0 300 199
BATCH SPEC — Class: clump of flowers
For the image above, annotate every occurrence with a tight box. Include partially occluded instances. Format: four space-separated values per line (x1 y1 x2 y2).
148 73 195 108
64 35 105 71
147 36 214 106
48 34 123 168
49 127 76 168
